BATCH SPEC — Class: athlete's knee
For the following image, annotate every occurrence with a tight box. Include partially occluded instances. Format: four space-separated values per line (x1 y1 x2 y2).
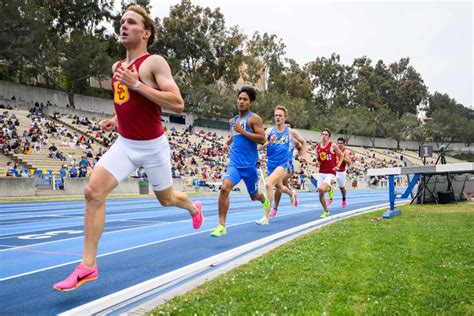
84 184 106 203
219 183 232 195
265 181 273 191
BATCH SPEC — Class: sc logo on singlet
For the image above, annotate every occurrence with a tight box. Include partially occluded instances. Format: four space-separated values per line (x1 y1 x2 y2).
114 82 130 105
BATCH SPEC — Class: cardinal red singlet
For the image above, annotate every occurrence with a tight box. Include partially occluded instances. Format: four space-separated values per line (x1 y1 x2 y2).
317 142 336 175
112 54 164 140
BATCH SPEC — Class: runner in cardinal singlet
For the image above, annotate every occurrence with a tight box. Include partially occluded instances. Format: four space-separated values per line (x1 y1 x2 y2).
315 128 344 218
53 5 203 292
335 137 351 208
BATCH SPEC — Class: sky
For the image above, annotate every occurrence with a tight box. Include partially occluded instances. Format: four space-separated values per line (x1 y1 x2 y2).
130 0 473 108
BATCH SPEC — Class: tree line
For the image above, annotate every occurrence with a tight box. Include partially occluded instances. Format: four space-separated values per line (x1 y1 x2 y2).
1 0 472 147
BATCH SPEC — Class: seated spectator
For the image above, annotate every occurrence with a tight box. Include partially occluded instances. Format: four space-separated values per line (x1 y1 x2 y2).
23 145 31 155
69 166 78 178
86 149 94 159
78 156 89 169
34 168 43 177
34 141 41 153
48 143 58 153
133 167 147 178
6 162 14 176
15 166 27 177
78 166 88 178
55 151 66 161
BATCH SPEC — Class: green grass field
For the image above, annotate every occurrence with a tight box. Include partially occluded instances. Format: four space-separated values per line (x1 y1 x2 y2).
152 203 473 315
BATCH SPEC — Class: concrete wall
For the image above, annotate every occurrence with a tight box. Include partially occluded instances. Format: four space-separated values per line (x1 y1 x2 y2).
0 176 205 197
0 178 36 197
0 80 191 123
0 80 113 114
63 177 186 195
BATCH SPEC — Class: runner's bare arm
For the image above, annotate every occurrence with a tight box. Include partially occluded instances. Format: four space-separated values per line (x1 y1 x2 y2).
290 129 307 161
333 144 344 169
343 150 352 165
258 127 272 150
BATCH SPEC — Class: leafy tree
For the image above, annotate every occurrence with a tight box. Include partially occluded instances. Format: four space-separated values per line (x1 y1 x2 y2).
1 0 114 106
59 31 112 106
326 106 371 144
425 109 466 148
249 91 311 129
46 0 114 34
154 0 245 86
44 0 114 106
271 58 312 101
305 53 352 111
244 31 286 91
409 121 429 147
386 112 420 149
349 56 382 112
386 57 428 119
460 119 474 147
0 0 54 83
360 106 392 147
182 79 236 118
428 92 473 119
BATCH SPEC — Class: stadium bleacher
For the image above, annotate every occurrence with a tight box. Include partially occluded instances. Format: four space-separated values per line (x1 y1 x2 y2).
0 106 468 193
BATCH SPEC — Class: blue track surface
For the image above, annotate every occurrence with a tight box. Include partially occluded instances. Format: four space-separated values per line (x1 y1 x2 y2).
0 189 394 315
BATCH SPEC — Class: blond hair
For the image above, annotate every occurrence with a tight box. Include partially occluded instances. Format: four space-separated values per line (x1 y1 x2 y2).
274 105 288 117
124 5 156 46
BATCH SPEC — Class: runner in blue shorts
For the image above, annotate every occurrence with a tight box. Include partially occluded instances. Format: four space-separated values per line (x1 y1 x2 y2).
271 122 307 218
210 86 269 237
257 106 307 225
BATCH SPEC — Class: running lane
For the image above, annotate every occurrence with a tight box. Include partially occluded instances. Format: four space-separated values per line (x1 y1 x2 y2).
0 190 397 315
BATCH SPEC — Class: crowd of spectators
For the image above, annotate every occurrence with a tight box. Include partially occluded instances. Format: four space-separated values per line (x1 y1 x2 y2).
2 106 442 191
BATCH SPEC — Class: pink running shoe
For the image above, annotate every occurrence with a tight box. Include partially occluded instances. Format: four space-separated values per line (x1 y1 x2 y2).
269 208 278 217
53 264 98 292
192 201 203 229
326 199 333 206
342 201 347 208
293 192 299 207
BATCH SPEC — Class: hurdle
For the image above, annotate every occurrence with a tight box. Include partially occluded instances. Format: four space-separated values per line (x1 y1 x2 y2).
367 163 474 218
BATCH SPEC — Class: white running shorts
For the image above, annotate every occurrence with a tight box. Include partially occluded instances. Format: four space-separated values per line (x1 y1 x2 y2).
317 173 335 188
96 134 172 191
335 171 346 187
